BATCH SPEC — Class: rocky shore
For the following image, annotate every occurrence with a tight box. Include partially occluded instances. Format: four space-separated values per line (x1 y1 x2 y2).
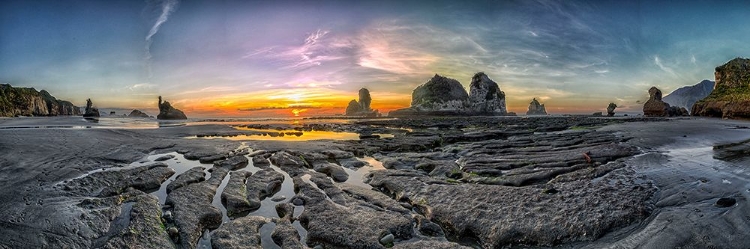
0 116 748 248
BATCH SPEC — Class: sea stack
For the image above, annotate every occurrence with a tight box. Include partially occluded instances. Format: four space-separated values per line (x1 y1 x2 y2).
157 96 187 120
643 87 688 117
389 72 508 116
607 103 617 117
692 58 750 118
358 88 372 112
526 98 547 115
468 72 507 114
128 109 150 118
344 88 378 117
83 98 100 118
411 74 469 111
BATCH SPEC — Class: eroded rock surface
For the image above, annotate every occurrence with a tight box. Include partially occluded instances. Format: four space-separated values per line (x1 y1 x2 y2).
246 168 284 210
166 167 229 249
166 167 205 193
64 163 175 197
221 171 253 216
292 172 413 249
211 216 268 249
367 167 654 248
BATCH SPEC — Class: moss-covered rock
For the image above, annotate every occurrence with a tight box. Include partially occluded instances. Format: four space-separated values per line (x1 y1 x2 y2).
0 84 81 117
692 58 750 118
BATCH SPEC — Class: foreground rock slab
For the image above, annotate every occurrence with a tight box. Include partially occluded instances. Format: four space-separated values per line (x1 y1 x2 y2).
166 167 229 249
294 172 412 249
211 216 269 249
367 168 655 248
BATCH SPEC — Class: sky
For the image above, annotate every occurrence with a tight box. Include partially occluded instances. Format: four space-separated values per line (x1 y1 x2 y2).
1 0 750 117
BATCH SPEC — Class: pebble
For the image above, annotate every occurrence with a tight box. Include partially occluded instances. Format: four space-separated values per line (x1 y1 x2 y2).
162 210 173 222
379 233 394 246
291 197 305 206
271 195 286 202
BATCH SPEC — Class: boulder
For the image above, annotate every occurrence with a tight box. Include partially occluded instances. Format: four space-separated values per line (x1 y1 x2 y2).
83 98 100 118
607 103 617 117
128 109 150 118
157 96 187 120
468 72 507 114
526 98 547 115
692 58 750 118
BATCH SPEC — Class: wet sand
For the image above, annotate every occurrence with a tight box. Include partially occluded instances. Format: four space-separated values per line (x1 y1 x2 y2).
0 116 748 248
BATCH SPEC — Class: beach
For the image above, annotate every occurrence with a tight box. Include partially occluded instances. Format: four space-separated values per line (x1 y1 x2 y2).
0 116 748 248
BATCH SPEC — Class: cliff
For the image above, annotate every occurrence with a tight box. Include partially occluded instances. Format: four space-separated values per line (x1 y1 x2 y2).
0 84 81 117
663 80 715 112
692 58 750 118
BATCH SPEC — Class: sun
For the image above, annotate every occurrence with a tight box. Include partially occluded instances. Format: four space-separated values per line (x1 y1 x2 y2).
288 93 303 102
291 109 301 117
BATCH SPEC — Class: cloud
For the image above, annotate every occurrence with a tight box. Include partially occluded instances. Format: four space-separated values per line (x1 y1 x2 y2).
653 55 677 76
127 83 156 91
144 0 179 79
245 29 354 70
238 105 322 112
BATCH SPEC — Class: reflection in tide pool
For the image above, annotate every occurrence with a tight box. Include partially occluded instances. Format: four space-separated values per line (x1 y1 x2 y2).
192 129 395 141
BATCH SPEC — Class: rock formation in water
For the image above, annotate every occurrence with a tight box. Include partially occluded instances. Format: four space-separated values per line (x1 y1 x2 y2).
345 100 361 116
0 84 82 117
128 109 150 118
663 80 715 112
643 87 688 117
607 103 617 117
390 73 508 116
345 88 378 117
411 74 469 111
358 88 372 111
468 72 507 114
157 96 187 120
526 98 547 115
692 58 750 118
83 98 100 118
